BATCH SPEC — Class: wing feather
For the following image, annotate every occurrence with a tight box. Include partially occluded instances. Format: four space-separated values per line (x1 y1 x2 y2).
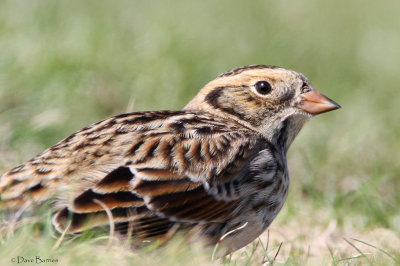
1 111 264 240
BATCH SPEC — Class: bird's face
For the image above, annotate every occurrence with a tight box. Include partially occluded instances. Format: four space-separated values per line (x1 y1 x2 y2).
185 65 340 139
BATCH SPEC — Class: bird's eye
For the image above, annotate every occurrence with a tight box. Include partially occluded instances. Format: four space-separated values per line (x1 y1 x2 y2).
254 81 272 95
301 82 311 93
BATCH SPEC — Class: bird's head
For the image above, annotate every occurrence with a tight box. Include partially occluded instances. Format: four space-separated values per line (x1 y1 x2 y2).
184 65 340 148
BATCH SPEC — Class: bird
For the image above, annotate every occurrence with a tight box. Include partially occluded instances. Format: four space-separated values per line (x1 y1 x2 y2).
0 65 340 255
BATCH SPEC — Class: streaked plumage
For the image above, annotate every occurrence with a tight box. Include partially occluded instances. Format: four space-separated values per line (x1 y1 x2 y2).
0 65 340 254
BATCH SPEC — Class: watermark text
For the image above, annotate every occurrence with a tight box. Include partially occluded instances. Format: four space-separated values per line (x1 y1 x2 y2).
11 256 58 264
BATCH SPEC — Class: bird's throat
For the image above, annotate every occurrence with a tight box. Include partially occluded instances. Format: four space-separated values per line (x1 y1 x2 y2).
272 115 309 153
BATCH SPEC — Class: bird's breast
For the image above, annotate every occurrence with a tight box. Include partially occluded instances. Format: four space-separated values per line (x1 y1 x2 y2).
245 144 289 228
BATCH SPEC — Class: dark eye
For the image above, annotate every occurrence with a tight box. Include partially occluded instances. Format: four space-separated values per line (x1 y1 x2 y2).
254 81 272 95
301 82 311 93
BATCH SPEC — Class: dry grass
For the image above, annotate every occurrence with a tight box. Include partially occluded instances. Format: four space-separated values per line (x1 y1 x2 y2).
1 209 399 265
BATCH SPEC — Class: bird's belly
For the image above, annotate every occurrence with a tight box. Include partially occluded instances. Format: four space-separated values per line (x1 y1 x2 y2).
212 174 289 255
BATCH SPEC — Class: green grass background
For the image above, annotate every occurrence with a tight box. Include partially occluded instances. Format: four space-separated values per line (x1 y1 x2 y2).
0 0 399 265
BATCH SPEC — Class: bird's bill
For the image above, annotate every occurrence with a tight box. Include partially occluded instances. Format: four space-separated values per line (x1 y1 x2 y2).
298 89 341 115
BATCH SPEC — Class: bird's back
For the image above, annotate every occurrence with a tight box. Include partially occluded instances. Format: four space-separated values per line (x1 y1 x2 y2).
0 110 260 210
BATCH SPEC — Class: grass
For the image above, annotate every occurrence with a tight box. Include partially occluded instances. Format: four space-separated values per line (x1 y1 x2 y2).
1 0 400 265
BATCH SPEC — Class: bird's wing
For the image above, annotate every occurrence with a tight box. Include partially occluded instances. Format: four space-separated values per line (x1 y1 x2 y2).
0 111 264 236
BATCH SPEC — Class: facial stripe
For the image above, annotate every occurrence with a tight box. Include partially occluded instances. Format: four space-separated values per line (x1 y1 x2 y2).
205 86 224 109
204 86 276 126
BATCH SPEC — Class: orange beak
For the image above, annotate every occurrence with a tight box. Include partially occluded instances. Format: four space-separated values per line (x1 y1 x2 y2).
298 88 341 115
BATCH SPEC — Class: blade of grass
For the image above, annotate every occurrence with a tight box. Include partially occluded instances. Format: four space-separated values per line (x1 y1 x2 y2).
343 238 372 265
337 254 364 261
212 221 248 261
53 222 71 250
93 199 115 248
351 237 400 264
327 245 338 266
260 230 272 264
270 242 283 265
244 241 259 266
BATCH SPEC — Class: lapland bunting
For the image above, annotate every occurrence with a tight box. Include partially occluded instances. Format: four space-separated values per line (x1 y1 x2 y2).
0 65 340 254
